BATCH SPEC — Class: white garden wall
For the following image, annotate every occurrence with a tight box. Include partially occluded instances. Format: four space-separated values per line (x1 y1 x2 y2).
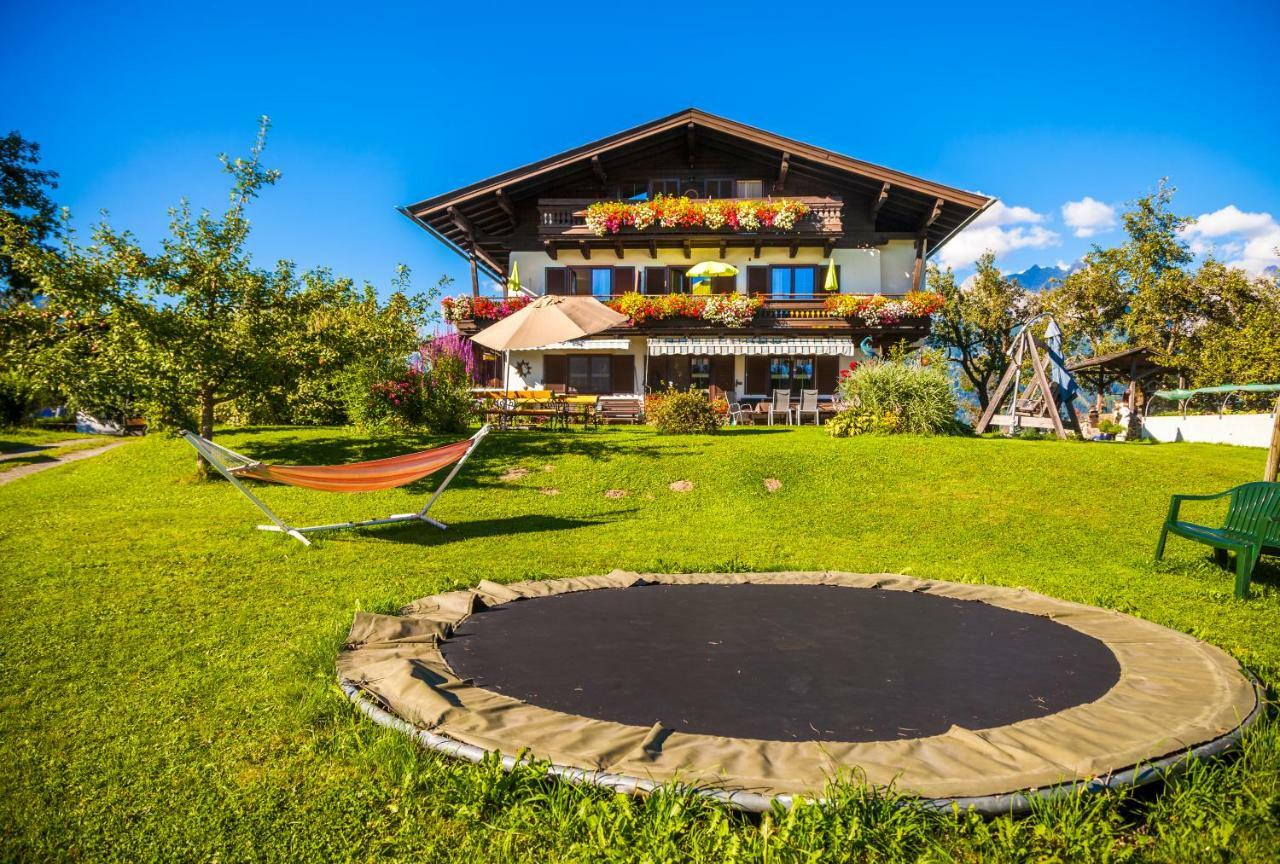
1141 413 1276 448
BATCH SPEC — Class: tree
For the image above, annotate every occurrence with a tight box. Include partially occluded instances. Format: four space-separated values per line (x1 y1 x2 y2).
1093 180 1200 371
0 131 60 306
1 118 434 474
927 251 1028 410
1037 252 1129 362
1189 266 1280 395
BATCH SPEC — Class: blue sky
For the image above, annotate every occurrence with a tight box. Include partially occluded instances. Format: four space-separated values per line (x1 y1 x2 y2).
4 1 1279 294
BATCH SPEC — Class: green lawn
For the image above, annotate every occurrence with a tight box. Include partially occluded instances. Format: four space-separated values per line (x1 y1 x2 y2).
1 426 1277 862
0 427 104 454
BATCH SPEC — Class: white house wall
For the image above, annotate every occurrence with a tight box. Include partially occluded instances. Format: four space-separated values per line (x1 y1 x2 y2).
510 240 919 297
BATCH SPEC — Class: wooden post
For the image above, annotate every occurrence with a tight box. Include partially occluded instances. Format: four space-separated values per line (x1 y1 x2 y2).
1265 394 1280 482
469 253 479 298
1126 358 1140 440
910 237 926 293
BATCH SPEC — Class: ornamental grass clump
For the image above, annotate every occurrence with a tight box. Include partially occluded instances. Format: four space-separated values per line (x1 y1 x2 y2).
829 355 960 436
645 388 721 434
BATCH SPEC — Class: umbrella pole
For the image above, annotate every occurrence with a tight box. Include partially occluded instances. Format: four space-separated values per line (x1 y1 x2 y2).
502 350 510 431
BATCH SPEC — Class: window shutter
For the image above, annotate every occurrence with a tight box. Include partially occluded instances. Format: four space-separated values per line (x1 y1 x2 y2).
647 355 671 390
644 267 667 295
745 356 769 394
747 266 768 296
545 268 568 295
543 354 567 387
816 355 839 395
712 275 735 294
670 358 691 390
710 356 735 393
614 267 635 295
610 354 636 394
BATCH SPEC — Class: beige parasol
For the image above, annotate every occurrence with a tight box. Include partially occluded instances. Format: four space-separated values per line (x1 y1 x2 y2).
472 295 628 352
471 295 630 408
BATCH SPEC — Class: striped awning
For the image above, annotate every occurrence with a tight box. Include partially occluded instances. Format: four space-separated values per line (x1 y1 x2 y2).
646 336 867 356
536 338 632 351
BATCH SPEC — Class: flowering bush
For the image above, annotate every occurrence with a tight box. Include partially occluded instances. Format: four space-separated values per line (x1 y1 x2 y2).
441 295 530 325
822 291 945 326
583 195 811 237
646 387 722 434
607 292 762 327
828 356 959 437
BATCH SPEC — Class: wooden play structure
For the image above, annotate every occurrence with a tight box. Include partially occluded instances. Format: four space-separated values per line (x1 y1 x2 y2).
976 318 1082 439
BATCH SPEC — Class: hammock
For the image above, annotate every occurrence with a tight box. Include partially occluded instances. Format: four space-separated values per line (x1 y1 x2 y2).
181 426 490 545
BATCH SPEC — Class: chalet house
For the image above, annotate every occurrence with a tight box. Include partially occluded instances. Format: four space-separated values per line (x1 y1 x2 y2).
403 109 992 399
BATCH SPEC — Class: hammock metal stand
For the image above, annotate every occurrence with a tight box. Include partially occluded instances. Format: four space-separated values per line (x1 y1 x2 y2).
181 426 490 546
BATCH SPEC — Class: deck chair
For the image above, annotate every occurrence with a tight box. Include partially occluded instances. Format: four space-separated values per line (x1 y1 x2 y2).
767 389 793 426
795 389 821 425
181 426 490 546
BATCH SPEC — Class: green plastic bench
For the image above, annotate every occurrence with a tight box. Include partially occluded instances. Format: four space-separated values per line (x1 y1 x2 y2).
1155 481 1280 598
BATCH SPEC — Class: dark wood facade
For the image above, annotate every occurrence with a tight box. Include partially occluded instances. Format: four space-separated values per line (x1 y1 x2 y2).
402 108 993 287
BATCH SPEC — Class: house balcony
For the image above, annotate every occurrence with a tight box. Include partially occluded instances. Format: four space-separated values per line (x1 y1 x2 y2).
537 197 844 239
451 293 932 340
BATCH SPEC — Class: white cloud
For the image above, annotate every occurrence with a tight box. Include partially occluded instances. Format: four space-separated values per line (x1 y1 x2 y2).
936 200 1059 269
1061 197 1117 238
1184 205 1280 275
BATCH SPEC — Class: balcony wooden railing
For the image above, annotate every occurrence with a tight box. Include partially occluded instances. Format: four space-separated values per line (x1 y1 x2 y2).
537 197 843 238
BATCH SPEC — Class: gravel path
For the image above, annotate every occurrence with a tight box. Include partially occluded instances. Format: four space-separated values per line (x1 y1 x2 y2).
0 441 128 485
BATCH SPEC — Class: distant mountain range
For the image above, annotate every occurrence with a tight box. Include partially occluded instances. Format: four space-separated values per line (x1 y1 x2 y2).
1006 262 1079 291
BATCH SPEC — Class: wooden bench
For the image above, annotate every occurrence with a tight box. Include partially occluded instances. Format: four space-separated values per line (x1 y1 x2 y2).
596 397 644 425
1155 481 1280 598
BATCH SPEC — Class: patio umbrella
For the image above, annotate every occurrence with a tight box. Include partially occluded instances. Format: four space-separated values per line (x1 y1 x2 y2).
471 295 630 412
507 260 521 297
824 259 839 292
687 261 738 295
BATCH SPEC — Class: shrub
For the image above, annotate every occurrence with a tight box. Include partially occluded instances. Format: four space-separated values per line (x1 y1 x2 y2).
828 356 960 437
646 388 720 434
0 369 45 427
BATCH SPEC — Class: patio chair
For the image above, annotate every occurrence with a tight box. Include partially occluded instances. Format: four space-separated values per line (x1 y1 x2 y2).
795 389 821 425
726 392 748 426
767 389 793 426
1154 481 1280 598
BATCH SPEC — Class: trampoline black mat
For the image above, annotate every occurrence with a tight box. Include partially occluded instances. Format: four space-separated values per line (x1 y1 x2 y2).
441 582 1122 742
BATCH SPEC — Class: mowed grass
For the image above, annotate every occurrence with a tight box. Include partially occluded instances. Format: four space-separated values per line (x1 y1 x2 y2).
0 425 1277 862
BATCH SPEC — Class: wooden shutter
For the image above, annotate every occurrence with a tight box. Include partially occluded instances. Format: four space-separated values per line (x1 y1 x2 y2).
710 355 735 393
545 267 568 295
745 356 769 394
613 267 635 295
712 275 735 295
647 355 671 390
644 267 667 295
610 354 636 394
670 357 691 390
543 354 567 388
747 266 768 296
816 355 839 395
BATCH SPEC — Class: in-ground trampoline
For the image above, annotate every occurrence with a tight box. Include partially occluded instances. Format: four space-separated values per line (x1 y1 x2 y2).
338 572 1263 813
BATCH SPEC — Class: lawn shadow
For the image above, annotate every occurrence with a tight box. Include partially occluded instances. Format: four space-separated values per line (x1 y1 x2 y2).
347 513 627 546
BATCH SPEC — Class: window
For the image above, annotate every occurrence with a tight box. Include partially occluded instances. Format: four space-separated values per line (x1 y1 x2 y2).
704 178 735 199
770 266 816 298
617 181 648 200
735 179 764 198
689 356 711 388
570 268 613 298
650 178 680 197
568 356 612 394
767 355 818 396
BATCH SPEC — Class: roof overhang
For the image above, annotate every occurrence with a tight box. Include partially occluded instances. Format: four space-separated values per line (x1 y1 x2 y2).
404 108 996 276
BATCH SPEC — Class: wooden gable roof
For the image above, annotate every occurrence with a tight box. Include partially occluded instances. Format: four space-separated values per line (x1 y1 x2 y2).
403 108 995 278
